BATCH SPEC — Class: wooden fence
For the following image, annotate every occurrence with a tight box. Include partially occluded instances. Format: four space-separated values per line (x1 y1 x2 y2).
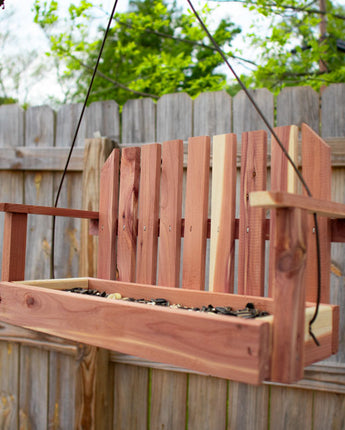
0 84 345 429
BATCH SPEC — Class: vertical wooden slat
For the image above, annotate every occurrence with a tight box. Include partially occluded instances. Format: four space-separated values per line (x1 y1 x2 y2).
97 149 120 280
117 147 140 282
0 341 19 429
158 140 184 288
187 375 227 430
80 138 115 278
85 100 120 143
1 213 27 282
237 130 267 296
271 207 307 383
302 123 332 303
24 105 55 280
122 98 156 143
209 133 237 293
182 136 210 290
136 143 161 284
268 125 298 296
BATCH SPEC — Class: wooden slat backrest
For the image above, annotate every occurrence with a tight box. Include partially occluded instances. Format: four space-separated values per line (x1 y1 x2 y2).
158 140 184 288
209 134 237 293
302 124 332 303
182 136 210 290
237 130 267 296
117 147 140 282
136 144 161 284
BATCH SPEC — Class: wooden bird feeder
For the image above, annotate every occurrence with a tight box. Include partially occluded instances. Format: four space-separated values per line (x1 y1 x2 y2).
0 124 343 385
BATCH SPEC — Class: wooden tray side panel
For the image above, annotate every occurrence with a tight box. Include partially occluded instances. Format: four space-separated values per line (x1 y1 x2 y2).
97 149 120 280
209 133 237 293
136 144 161 284
0 282 271 385
158 140 184 288
302 123 332 303
182 136 211 290
238 130 267 296
269 125 298 296
117 147 140 282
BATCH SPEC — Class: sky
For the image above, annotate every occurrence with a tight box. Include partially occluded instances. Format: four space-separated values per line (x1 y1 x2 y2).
0 0 258 106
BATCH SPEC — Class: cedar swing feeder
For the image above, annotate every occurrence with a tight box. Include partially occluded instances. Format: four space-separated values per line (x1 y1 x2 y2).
0 123 343 385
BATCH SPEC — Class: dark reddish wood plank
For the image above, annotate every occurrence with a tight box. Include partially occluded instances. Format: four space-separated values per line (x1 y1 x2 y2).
97 149 120 280
117 147 140 282
182 136 210 290
209 134 237 293
269 125 298 296
0 202 98 219
302 123 332 303
0 281 270 384
136 144 161 284
271 208 307 383
158 140 184 288
238 130 267 296
2 212 28 281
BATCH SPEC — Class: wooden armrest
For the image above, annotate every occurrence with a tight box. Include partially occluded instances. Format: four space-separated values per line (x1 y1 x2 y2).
250 191 345 219
0 203 99 220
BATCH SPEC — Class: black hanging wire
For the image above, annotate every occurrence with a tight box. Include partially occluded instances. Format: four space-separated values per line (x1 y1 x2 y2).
185 0 321 345
51 0 119 278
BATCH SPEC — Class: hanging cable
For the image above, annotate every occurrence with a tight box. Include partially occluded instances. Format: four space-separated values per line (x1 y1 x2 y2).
51 0 119 278
185 0 321 345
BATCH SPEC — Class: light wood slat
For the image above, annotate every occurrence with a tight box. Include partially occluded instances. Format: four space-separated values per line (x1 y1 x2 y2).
270 207 307 383
269 125 298 296
2 213 27 282
302 123 332 303
182 136 210 290
209 133 237 293
158 140 184 288
250 191 345 218
117 147 140 282
136 143 161 284
238 130 267 296
97 149 120 280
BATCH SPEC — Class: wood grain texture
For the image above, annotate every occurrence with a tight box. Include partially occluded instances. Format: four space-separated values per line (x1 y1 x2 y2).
158 140 183 288
182 136 210 290
0 281 271 384
233 89 274 136
302 123 332 303
321 83 345 138
228 382 269 430
156 93 192 141
54 103 85 278
187 374 227 430
136 143 161 284
269 125 298 296
24 105 55 280
117 147 140 282
85 100 120 142
97 149 120 280
1 213 27 282
121 98 156 143
193 91 232 136
270 208 307 383
238 130 267 296
276 86 320 132
150 370 187 429
0 341 19 430
269 386 313 429
209 134 237 293
19 346 48 430
79 138 115 277
113 364 147 430
313 390 345 429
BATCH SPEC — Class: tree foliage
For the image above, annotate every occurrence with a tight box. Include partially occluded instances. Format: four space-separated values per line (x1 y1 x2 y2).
240 0 345 91
33 0 241 105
